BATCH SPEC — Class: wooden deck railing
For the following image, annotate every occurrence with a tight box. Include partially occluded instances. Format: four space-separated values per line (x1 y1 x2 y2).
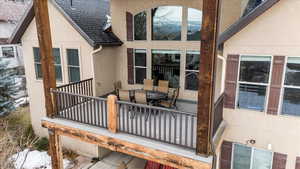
117 100 197 149
212 93 225 136
50 79 225 150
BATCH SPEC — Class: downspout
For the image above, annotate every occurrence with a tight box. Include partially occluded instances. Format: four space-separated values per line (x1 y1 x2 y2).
90 46 103 97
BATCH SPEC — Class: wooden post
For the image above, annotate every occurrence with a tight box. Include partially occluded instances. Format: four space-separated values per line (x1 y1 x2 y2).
196 0 221 155
107 95 118 133
33 0 62 168
33 0 56 118
48 129 63 169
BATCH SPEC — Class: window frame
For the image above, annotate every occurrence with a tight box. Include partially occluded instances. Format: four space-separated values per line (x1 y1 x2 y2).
231 143 274 169
235 55 273 112
151 5 183 41
279 56 300 117
1 46 15 58
134 49 147 84
66 48 81 83
133 11 147 41
33 47 64 82
185 50 200 91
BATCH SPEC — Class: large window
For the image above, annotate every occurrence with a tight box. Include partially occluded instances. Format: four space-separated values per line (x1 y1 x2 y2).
282 57 300 116
237 56 271 111
134 11 147 40
33 47 63 81
185 51 199 90
232 144 273 169
2 46 14 58
67 49 80 83
152 50 180 88
152 6 182 40
187 8 202 41
134 49 147 84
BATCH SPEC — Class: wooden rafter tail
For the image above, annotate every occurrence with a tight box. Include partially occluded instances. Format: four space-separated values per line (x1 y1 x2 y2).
196 0 221 156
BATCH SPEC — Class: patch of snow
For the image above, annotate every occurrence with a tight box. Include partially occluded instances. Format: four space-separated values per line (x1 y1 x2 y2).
10 149 73 169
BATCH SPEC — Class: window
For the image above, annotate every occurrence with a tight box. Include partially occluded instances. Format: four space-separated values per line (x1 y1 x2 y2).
282 57 300 116
152 6 182 40
2 46 14 58
67 49 80 83
134 49 147 84
152 50 180 88
185 51 199 90
33 47 63 81
187 8 202 41
232 144 273 169
237 56 271 111
134 11 147 40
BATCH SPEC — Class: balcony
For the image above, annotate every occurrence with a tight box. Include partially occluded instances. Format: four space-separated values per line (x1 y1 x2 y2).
42 78 225 168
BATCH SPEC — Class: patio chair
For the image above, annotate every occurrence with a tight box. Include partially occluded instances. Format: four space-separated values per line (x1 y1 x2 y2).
113 81 122 97
135 91 147 104
157 80 169 94
158 88 179 109
118 89 131 102
143 79 153 91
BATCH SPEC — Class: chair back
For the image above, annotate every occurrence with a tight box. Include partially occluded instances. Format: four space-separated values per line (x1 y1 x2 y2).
171 88 179 107
114 81 122 96
119 90 131 102
157 80 169 94
144 79 153 91
135 91 147 104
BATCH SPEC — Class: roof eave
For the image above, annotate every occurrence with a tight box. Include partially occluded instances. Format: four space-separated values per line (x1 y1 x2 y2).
218 0 281 46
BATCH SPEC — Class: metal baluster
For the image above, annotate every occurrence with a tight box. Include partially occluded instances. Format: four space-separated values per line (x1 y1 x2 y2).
159 110 161 140
179 113 183 145
191 116 194 148
185 115 188 147
169 111 171 143
149 108 152 138
144 107 147 137
164 111 166 142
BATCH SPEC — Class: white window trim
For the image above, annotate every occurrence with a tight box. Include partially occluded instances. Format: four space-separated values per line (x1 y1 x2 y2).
279 56 300 117
184 50 200 91
1 45 16 58
66 48 81 83
33 47 64 83
134 49 147 84
131 6 202 42
231 143 274 169
235 55 273 112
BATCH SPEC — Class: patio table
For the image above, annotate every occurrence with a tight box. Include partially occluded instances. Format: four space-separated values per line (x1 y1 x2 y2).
129 89 168 103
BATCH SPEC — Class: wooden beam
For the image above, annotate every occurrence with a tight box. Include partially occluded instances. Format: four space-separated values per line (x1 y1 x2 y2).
33 0 56 117
48 129 63 169
33 0 61 169
196 0 221 155
107 95 118 133
42 120 212 169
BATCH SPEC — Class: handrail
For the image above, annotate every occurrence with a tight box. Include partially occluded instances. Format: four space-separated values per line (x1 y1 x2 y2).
51 89 106 101
56 78 93 89
116 100 196 116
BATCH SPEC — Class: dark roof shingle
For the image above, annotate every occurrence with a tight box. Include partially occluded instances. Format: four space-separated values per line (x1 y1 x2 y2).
9 0 122 47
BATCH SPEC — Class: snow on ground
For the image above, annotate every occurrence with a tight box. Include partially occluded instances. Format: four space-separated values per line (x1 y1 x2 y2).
10 149 73 169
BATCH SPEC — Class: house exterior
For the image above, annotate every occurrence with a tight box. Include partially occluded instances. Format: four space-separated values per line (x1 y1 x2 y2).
0 0 29 105
9 0 300 168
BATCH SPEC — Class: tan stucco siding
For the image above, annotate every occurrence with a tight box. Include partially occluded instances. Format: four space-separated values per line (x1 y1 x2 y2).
93 47 119 96
222 0 300 168
21 1 97 156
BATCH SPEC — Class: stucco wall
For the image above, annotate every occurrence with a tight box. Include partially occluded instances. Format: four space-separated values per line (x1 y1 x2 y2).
93 47 119 96
222 0 300 168
21 1 98 157
110 0 233 101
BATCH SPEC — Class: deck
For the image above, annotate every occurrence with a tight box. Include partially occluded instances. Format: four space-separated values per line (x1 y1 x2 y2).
46 79 224 168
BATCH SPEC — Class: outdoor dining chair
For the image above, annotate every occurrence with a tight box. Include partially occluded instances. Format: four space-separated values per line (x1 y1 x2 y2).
158 88 179 109
135 91 147 104
118 89 131 102
113 80 122 98
143 79 153 91
157 80 169 94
